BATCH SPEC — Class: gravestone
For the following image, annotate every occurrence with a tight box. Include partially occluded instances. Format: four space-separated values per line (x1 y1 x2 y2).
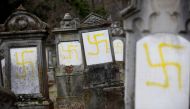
81 13 124 109
0 5 51 109
120 0 190 109
102 21 125 109
53 13 85 109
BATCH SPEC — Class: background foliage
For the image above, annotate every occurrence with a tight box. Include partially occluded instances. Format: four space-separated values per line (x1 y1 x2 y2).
0 0 124 27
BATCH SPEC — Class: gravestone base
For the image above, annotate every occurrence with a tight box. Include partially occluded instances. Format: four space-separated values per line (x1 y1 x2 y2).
18 105 50 109
56 97 85 109
16 100 53 109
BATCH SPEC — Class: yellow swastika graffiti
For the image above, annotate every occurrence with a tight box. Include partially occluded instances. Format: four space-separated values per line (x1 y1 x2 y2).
16 50 35 80
61 44 78 60
144 43 183 90
114 41 123 54
87 33 109 55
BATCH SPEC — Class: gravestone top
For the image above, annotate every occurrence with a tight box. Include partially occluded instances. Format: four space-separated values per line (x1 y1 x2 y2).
0 5 49 32
81 12 110 28
59 13 78 30
63 13 73 21
111 21 124 36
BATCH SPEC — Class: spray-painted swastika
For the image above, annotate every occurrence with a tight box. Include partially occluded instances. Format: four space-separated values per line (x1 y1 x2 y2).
58 42 82 66
87 33 109 56
15 50 35 80
144 43 183 90
136 34 190 109
82 30 112 65
61 44 79 60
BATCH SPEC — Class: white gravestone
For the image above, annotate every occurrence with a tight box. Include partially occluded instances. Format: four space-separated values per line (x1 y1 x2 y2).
10 47 40 94
113 39 124 61
82 30 113 65
58 41 82 66
136 33 190 109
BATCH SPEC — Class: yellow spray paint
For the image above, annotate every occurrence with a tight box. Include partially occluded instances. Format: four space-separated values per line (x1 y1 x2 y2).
16 50 35 80
87 33 109 56
144 43 183 90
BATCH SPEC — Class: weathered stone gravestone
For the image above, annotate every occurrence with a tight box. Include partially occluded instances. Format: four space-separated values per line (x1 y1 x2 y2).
53 13 85 109
80 13 124 109
0 5 51 109
136 33 190 109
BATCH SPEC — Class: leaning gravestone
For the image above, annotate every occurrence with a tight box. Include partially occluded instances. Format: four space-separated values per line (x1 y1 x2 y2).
136 33 190 109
